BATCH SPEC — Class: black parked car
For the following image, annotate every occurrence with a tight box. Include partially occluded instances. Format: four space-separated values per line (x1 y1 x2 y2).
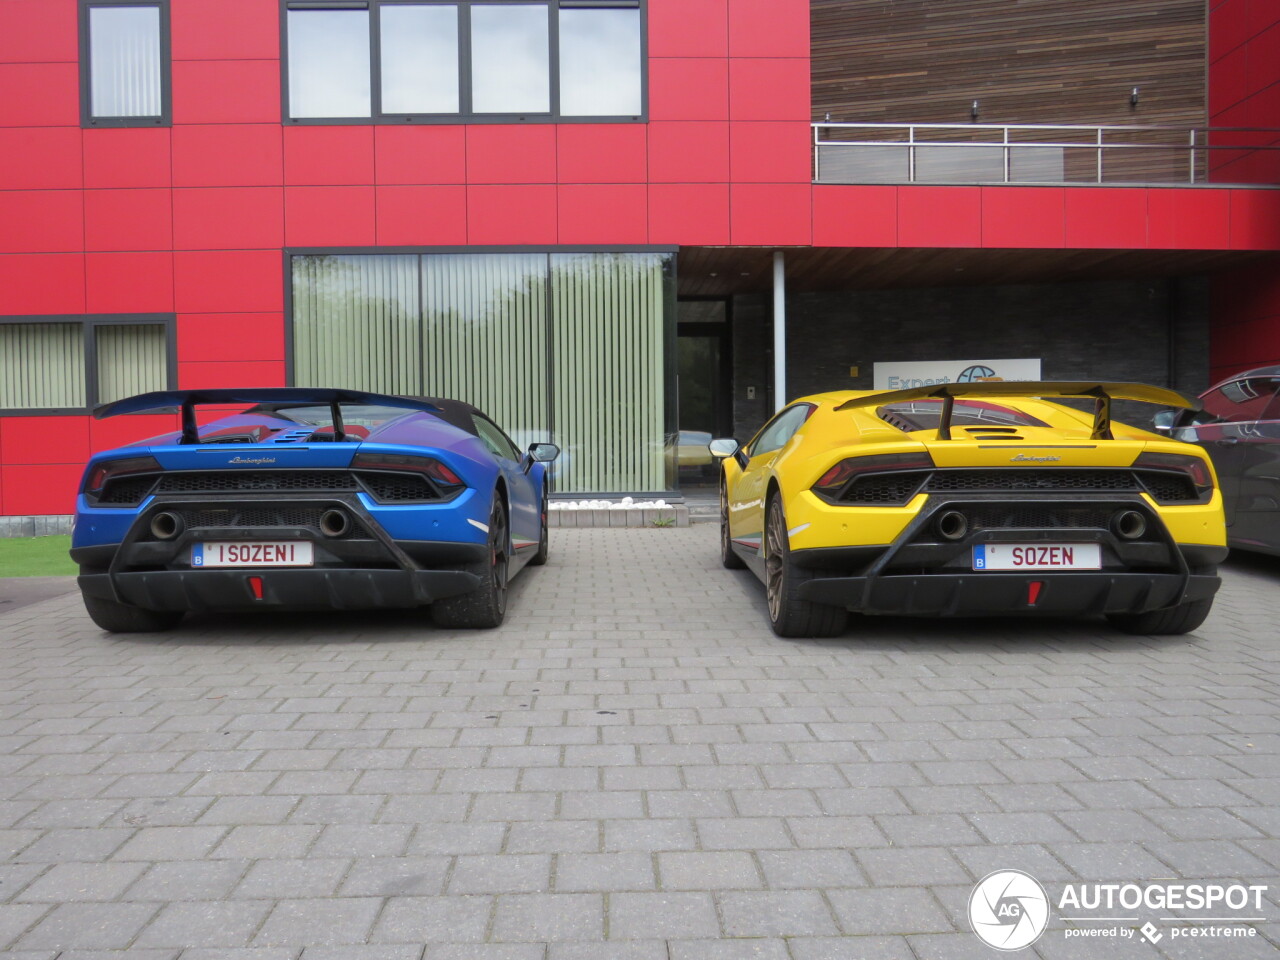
1160 366 1280 556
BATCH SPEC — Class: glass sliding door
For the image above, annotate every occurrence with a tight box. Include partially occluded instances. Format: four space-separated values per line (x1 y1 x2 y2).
290 250 674 493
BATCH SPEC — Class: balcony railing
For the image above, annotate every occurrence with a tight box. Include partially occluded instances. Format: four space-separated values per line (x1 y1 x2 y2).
813 123 1280 187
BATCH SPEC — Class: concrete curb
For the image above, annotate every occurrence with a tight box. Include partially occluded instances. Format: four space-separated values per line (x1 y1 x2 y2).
549 505 690 528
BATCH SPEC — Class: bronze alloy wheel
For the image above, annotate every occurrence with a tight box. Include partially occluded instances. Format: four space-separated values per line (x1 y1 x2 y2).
763 492 847 638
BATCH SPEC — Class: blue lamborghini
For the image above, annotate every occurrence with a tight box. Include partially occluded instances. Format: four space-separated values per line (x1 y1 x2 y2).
71 388 558 632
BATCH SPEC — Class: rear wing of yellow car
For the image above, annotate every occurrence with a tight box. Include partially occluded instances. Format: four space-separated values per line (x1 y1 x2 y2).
832 381 1201 441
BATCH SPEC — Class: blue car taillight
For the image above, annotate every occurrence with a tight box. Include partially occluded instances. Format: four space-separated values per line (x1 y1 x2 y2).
813 451 935 505
351 453 466 503
84 456 163 506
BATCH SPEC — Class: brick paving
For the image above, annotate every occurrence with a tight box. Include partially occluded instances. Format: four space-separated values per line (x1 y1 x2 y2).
0 525 1277 959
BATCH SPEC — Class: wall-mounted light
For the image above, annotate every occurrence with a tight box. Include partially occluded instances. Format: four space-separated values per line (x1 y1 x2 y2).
970 100 980 121
1130 86 1140 107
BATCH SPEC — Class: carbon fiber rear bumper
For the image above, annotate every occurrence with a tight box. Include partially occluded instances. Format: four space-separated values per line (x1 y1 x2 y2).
797 571 1220 617
78 567 480 612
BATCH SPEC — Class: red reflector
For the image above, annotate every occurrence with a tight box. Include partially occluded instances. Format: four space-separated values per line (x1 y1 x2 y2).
248 576 264 600
1027 581 1043 606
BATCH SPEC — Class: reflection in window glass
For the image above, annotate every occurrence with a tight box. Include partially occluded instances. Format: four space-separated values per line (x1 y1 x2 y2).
559 7 641 116
89 5 162 118
381 4 460 114
287 9 371 119
471 4 550 114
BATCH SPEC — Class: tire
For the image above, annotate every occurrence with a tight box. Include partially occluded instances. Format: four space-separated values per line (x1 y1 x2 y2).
720 481 746 570
764 492 847 638
432 495 509 629
82 593 183 633
1106 597 1214 635
528 486 550 567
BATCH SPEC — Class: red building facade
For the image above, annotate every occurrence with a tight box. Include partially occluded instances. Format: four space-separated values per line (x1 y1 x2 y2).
1 0 1278 519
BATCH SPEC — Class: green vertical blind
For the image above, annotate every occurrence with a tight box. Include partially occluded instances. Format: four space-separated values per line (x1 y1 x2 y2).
291 252 672 492
0 323 86 410
95 323 167 405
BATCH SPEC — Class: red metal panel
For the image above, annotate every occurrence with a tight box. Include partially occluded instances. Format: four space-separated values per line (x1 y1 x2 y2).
1064 188 1148 248
284 186 376 247
174 187 285 250
91 414 182 453
178 313 285 363
558 184 648 244
811 185 897 247
283 126 375 186
1147 189 1232 249
1 464 83 517
557 125 647 183
171 0 280 61
174 250 284 313
172 60 281 124
1210 45 1249 116
730 183 812 245
467 125 557 184
178 361 287 390
898 186 982 248
649 183 731 245
0 127 82 190
727 58 809 122
729 122 810 183
0 63 79 127
467 185 558 245
84 189 173 252
648 0 728 57
980 187 1066 248
1 417 91 464
375 185 468 246
86 252 174 314
1230 189 1280 248
0 191 84 254
173 124 284 187
649 59 729 121
1209 0 1250 62
0 255 86 315
84 129 171 189
375 126 467 184
728 0 809 58
648 122 730 183
1246 24 1280 95
0 0 78 63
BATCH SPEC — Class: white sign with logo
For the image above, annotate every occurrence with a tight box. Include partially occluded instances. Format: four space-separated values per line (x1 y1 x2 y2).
873 358 1042 391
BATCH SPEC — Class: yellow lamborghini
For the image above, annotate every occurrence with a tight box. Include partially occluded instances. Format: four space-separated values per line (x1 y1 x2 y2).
711 382 1225 638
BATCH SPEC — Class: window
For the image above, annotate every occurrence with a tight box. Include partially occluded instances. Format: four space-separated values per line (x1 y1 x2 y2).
473 415 522 461
283 0 645 123
0 316 174 414
79 1 170 127
1201 377 1280 423
749 405 815 458
290 251 675 492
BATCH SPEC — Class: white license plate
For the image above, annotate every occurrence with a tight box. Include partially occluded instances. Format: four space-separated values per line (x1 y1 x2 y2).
192 541 314 568
972 543 1100 571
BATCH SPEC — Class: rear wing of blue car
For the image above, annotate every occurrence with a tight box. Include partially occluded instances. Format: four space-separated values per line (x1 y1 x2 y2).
832 381 1201 441
93 388 442 445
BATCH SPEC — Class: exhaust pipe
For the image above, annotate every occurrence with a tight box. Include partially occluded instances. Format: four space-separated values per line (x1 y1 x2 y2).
1113 509 1147 540
149 511 183 541
319 508 351 538
936 510 969 541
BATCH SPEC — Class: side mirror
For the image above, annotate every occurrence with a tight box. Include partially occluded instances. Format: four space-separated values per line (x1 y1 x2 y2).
1151 410 1176 434
527 443 560 463
708 438 740 459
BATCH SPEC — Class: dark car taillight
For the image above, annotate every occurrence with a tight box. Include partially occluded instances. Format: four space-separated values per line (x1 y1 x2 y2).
1132 451 1214 503
814 451 934 505
351 453 466 502
84 456 162 505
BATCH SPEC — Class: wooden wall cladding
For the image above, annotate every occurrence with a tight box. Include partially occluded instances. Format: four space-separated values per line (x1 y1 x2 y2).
812 0 1207 127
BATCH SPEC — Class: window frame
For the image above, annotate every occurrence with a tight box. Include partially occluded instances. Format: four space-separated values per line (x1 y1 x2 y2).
0 314 177 416
280 0 647 125
78 0 172 128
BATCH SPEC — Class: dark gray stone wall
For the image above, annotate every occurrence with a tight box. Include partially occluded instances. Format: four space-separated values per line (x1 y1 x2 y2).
729 277 1210 441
